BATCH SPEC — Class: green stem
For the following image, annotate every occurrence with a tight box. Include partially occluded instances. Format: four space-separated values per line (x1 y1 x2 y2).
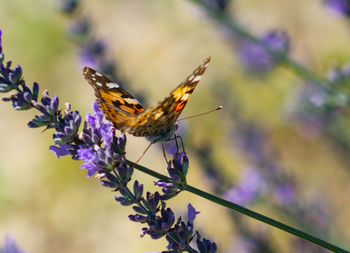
184 185 348 253
187 0 327 86
127 160 349 253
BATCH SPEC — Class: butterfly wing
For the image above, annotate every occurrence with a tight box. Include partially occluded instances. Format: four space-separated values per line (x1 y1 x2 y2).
83 67 145 131
127 57 210 139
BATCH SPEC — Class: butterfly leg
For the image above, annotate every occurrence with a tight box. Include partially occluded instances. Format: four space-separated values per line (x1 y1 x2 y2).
174 134 180 151
167 134 186 154
161 143 169 164
133 141 155 165
174 134 186 153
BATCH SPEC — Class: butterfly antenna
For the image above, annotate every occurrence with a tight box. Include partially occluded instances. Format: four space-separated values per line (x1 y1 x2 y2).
177 106 223 122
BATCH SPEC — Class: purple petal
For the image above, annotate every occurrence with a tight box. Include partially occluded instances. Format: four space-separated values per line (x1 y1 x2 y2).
187 203 200 224
0 29 2 53
325 0 350 16
93 101 104 124
49 145 72 158
77 147 96 162
2 235 25 253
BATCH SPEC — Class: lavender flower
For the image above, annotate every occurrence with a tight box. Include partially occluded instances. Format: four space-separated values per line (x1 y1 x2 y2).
293 62 350 135
236 30 289 73
53 103 81 143
49 101 127 177
155 150 189 200
61 0 119 81
0 236 25 253
69 17 90 38
324 0 350 17
0 64 23 93
1 28 217 252
224 167 263 206
0 30 2 54
60 0 147 106
59 0 79 14
199 0 231 12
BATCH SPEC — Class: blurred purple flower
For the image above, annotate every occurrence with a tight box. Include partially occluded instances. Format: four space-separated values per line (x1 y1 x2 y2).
200 0 230 11
224 168 263 205
0 29 2 53
275 183 295 205
79 40 106 69
59 0 79 14
0 236 25 253
324 0 350 17
237 30 289 73
326 62 350 84
69 17 90 38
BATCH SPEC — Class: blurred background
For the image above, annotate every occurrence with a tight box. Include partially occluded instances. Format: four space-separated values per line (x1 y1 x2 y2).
1 0 350 252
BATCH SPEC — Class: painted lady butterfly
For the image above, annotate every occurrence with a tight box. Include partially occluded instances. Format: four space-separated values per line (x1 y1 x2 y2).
83 57 210 143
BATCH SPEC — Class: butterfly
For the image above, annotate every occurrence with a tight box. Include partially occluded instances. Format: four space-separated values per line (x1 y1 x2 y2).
83 57 210 145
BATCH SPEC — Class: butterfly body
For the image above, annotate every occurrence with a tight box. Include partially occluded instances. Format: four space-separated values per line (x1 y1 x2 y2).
83 57 210 143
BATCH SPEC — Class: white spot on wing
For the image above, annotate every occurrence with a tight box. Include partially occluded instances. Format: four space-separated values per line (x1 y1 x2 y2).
154 111 163 119
95 72 102 77
181 93 189 101
124 98 140 104
193 75 202 82
106 82 120 89
96 82 102 87
188 75 194 81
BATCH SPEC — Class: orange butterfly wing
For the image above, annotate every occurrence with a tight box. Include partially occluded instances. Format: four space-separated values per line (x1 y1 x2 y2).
127 57 210 141
83 57 210 142
83 67 145 131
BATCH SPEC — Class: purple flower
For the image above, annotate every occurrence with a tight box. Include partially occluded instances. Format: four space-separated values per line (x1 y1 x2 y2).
324 0 350 17
187 203 200 224
0 236 25 253
49 143 74 158
196 233 218 253
1 27 217 253
224 168 263 205
0 29 2 54
53 104 81 143
69 17 90 38
326 62 350 84
199 0 230 11
27 91 59 128
155 150 189 199
0 65 24 94
76 102 126 177
78 147 101 177
237 30 289 73
48 101 127 177
275 183 296 206
59 0 79 14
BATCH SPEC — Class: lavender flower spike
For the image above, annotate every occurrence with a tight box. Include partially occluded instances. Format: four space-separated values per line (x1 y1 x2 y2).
0 236 25 253
324 0 350 17
1 28 218 253
0 29 2 54
236 30 289 73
